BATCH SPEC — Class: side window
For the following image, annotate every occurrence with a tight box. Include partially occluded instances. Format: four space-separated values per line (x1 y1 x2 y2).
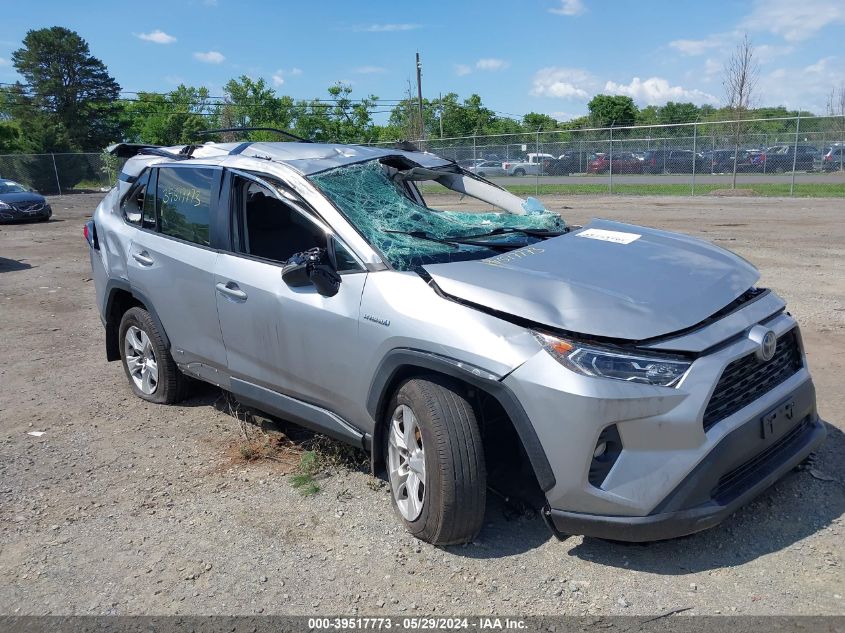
121 169 154 226
157 167 214 246
237 178 361 272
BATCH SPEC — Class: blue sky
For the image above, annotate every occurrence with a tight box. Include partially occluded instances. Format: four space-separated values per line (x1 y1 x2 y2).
1 0 843 121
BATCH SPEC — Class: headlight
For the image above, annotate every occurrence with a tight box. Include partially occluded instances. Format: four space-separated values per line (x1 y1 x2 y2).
534 332 691 387
0 201 11 209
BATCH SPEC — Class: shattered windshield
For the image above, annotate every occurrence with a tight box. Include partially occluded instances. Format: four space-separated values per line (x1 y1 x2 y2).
309 160 565 271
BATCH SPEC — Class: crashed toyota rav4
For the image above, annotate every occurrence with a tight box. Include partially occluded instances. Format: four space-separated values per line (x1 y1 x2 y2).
85 140 825 545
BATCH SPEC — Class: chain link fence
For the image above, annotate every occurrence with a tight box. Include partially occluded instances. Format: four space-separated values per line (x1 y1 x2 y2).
1 115 843 197
374 115 845 197
0 152 125 196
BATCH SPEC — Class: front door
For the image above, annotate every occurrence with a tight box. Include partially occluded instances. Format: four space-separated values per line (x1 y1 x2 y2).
213 171 368 418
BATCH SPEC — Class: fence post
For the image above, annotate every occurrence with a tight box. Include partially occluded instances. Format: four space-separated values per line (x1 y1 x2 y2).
790 114 801 197
535 126 541 196
608 124 613 195
50 153 62 196
691 121 698 196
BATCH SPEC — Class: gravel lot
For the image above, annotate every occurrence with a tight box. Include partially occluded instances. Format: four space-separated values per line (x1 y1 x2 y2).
1 193 843 617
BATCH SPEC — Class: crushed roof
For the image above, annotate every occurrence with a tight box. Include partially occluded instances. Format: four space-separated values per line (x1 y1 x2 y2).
186 141 453 175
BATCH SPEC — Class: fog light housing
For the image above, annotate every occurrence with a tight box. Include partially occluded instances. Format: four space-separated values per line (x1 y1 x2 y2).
588 425 622 488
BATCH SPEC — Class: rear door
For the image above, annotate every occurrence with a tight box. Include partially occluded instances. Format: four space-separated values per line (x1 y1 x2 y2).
213 170 368 418
127 164 228 374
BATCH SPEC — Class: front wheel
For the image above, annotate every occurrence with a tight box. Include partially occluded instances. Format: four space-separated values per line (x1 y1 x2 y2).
385 376 486 545
513 168 526 177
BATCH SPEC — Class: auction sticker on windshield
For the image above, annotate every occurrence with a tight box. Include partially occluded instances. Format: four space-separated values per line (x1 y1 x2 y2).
576 228 641 244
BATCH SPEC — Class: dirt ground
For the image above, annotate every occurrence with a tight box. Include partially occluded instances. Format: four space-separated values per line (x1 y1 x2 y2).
0 193 843 617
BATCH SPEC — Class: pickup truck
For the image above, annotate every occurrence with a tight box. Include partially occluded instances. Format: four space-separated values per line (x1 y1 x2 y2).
502 153 556 176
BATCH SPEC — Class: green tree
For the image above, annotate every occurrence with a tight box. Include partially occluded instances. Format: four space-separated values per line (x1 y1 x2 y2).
522 112 559 131
11 26 123 151
587 94 638 127
220 76 296 140
294 83 379 143
124 85 216 145
658 102 700 124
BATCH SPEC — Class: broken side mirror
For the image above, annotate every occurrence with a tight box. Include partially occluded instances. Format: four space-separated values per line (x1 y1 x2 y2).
281 247 342 297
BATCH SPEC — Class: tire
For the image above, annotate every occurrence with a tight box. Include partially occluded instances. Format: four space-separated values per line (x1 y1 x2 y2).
513 168 526 177
118 306 188 404
384 376 486 545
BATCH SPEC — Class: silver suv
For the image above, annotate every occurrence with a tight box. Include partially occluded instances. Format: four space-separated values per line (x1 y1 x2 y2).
86 140 825 545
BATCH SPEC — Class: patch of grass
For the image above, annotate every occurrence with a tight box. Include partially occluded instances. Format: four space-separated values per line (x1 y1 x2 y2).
290 450 322 496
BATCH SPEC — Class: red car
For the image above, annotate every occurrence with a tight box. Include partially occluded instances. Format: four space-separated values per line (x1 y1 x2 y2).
587 152 643 174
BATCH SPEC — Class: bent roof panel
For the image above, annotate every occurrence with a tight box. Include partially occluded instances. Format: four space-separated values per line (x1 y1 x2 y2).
188 142 452 175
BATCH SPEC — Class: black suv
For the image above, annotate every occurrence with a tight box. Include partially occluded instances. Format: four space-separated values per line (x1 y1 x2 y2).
643 150 707 174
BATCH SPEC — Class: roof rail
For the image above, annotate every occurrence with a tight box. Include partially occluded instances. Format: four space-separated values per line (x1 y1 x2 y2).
195 127 312 143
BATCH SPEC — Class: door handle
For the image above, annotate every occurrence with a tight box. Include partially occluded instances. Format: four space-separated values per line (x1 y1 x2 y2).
132 251 154 266
216 282 248 301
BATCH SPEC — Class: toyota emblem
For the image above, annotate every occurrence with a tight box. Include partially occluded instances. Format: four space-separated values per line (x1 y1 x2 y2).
748 325 778 362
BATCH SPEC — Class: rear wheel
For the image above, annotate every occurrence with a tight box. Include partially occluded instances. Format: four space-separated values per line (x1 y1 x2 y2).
513 168 526 177
385 376 486 545
119 307 188 404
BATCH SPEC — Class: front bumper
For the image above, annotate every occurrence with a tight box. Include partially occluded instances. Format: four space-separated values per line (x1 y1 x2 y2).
0 204 52 222
543 411 825 542
503 307 824 541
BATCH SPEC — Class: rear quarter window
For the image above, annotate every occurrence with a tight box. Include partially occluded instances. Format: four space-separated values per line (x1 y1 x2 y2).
156 167 214 246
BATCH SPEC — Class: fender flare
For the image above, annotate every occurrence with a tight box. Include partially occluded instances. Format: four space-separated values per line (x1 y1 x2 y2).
104 279 171 350
366 348 556 492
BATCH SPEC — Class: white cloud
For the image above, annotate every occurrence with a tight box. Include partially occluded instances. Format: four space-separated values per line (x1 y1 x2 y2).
549 0 586 16
203 0 218 5
669 36 724 56
530 67 593 99
164 75 185 85
136 30 177 44
476 58 510 71
743 0 845 41
0 57 8 66
550 111 585 122
353 65 387 74
454 64 472 77
704 58 721 78
272 67 303 86
355 23 421 32
193 51 225 64
757 56 841 111
604 77 719 105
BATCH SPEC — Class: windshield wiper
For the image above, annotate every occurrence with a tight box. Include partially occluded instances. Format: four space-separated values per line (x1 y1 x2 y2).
382 229 525 251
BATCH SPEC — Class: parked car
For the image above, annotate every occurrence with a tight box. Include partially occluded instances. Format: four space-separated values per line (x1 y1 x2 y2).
541 153 579 176
87 140 825 545
0 179 53 223
468 160 509 178
762 145 817 172
820 146 845 171
587 151 643 174
456 158 485 170
643 150 707 174
502 153 556 176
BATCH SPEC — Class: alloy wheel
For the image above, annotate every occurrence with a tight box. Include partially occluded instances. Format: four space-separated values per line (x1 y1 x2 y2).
124 325 158 395
387 404 426 521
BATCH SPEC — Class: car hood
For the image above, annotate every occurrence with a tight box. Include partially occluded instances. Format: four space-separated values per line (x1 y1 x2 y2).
0 192 46 204
423 219 759 341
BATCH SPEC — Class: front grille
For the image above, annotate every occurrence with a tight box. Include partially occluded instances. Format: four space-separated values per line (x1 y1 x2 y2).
703 329 802 431
12 202 44 212
711 416 811 503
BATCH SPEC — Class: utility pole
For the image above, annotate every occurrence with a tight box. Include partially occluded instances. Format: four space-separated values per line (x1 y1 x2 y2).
439 92 444 139
416 52 424 141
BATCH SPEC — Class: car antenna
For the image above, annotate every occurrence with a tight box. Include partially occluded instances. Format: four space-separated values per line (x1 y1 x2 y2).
195 127 313 143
